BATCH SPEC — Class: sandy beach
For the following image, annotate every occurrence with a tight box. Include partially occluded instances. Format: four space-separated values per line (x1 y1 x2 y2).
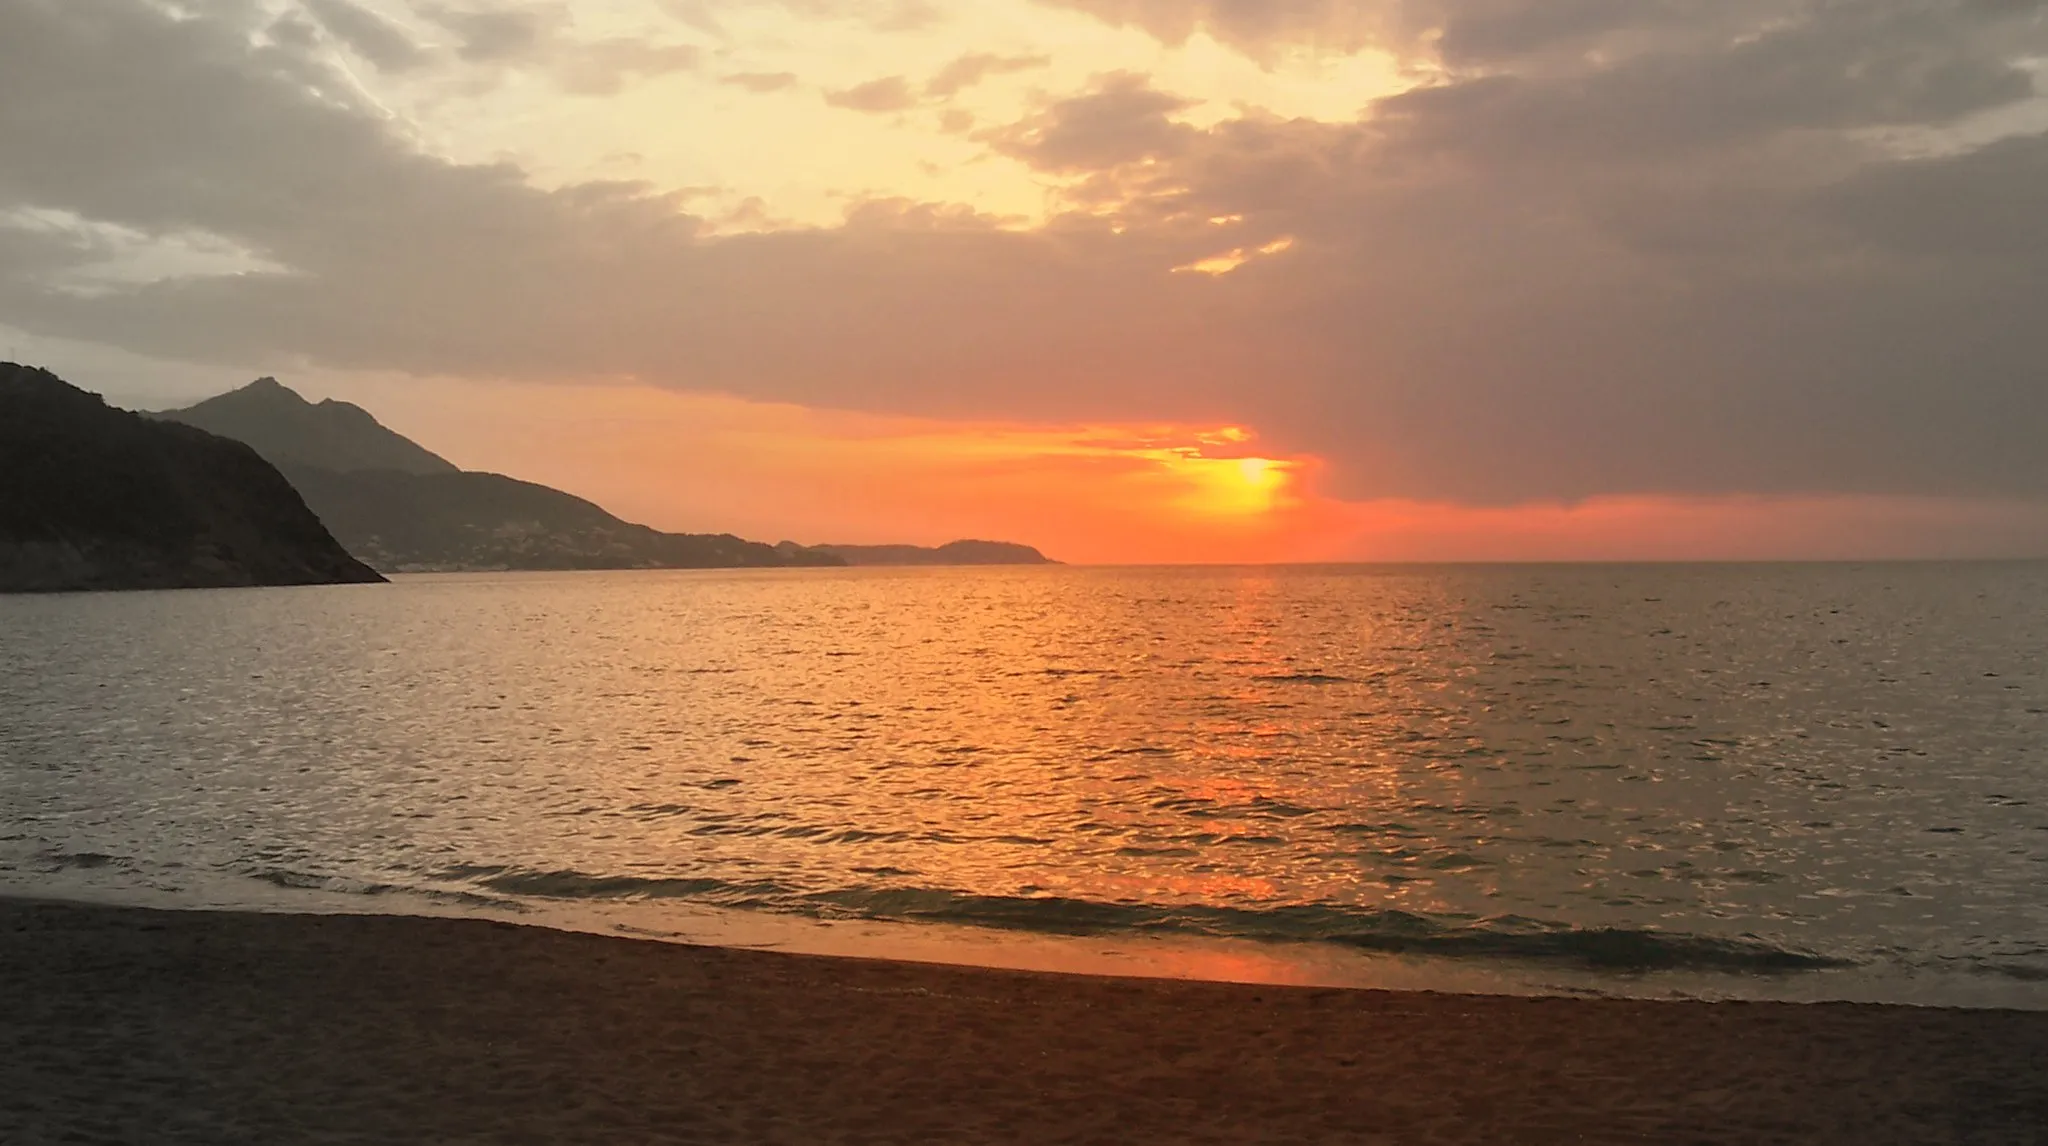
0 900 2042 1144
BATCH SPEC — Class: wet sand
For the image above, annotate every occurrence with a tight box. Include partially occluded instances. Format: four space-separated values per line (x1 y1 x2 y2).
2 899 2045 1145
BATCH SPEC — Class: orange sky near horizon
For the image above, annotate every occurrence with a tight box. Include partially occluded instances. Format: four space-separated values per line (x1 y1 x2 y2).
301 376 2048 564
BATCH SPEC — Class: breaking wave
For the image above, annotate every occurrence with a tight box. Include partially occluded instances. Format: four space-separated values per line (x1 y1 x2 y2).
437 865 1849 974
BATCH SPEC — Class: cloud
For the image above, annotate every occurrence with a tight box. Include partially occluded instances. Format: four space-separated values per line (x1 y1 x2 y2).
5 0 2048 516
300 0 430 73
824 75 919 113
415 1 548 62
1036 0 2048 78
721 70 800 93
410 2 698 93
553 38 702 95
1024 0 1386 59
663 0 942 37
924 52 1050 98
416 2 563 63
779 0 943 33
1369 3 2038 165
982 73 1197 173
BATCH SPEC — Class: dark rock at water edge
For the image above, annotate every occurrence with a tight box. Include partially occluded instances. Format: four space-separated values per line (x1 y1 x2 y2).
0 364 385 592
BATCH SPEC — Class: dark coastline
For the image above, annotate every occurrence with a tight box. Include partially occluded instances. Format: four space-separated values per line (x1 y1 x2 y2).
3 899 2045 1144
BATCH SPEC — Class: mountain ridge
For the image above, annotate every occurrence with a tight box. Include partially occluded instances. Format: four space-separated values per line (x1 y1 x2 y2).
157 379 1057 573
157 379 843 572
278 465 832 573
161 378 459 476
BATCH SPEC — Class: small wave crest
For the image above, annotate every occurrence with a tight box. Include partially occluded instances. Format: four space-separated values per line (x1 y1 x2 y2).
450 864 784 905
1252 673 1353 686
1962 959 2048 982
248 867 524 912
436 866 1847 974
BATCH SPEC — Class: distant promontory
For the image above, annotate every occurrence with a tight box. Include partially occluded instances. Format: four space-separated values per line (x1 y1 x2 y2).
804 540 1060 566
0 365 385 593
158 380 842 573
157 379 1057 574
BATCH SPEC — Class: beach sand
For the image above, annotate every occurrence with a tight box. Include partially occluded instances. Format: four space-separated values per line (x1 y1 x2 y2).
2 899 2044 1144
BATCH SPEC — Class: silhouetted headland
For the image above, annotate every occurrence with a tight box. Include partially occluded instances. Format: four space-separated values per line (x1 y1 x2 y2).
163 377 460 476
158 379 1057 574
0 364 383 593
159 379 845 573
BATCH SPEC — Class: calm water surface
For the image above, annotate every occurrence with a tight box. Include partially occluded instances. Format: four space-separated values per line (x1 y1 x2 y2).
4 565 2046 1005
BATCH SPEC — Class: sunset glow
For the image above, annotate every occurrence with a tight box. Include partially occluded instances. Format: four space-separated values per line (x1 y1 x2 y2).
7 0 2048 562
1165 453 1293 517
280 376 2048 565
13 6 2048 1142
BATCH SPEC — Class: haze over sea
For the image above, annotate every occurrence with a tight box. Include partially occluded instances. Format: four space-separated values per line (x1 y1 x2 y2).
4 564 2046 1008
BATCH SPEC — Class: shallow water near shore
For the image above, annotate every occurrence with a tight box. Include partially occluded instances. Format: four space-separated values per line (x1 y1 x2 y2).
4 564 2046 1007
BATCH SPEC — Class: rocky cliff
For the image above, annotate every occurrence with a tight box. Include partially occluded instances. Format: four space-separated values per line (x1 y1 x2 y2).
0 364 385 592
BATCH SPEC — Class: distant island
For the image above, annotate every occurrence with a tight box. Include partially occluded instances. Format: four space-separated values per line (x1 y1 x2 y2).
156 379 1058 574
0 364 383 593
802 540 1059 566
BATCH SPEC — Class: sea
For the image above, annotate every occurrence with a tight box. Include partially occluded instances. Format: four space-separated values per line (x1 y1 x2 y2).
4 564 2046 1008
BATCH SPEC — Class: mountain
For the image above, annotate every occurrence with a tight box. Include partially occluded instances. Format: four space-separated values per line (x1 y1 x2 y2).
162 377 458 476
808 540 1059 566
281 466 833 572
0 364 385 593
156 379 842 573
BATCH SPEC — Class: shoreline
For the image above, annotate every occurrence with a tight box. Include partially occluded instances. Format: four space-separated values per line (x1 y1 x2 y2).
5 898 2047 1144
14 874 2048 1013
14 876 2048 1013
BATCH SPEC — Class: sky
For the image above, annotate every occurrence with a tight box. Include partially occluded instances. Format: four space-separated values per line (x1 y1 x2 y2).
4 0 2048 562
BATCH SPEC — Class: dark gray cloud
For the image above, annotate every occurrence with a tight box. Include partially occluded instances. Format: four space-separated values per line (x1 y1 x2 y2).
1374 2 2039 165
1039 0 2048 75
4 0 2048 507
